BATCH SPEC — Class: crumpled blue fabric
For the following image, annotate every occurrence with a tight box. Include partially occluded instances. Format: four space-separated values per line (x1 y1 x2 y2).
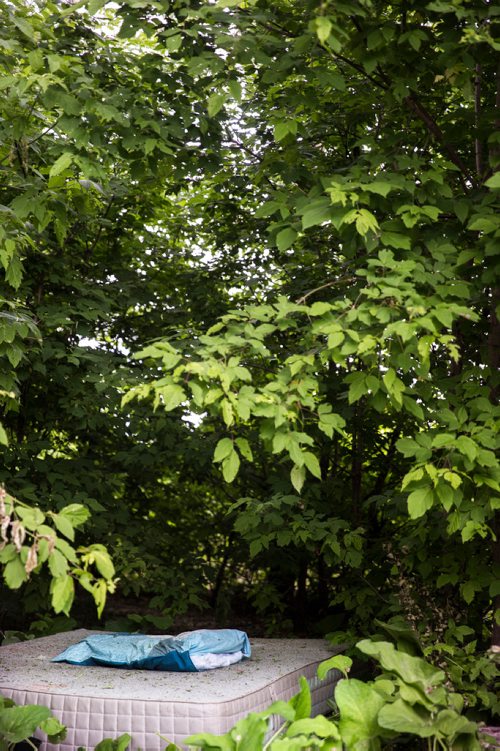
52 629 251 672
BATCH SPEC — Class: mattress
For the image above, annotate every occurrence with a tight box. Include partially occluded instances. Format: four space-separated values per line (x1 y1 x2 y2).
0 629 345 751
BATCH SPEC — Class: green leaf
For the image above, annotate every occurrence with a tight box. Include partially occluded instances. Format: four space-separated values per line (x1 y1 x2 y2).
290 676 311 720
235 437 253 462
94 734 132 751
461 580 477 604
214 437 234 463
468 216 498 233
303 451 321 479
274 121 296 142
327 331 345 348
290 464 305 493
380 231 411 249
222 449 240 483
355 209 379 235
276 227 297 251
231 714 269 751
161 352 182 369
286 715 341 739
51 513 75 541
378 698 435 737
39 715 67 744
221 399 234 427
207 93 227 117
48 548 69 577
50 575 75 615
301 200 331 230
259 701 296 723
407 486 434 519
59 503 90 528
160 384 186 411
434 709 477 738
315 17 332 44
49 152 74 178
0 544 17 564
374 618 422 654
455 435 477 462
402 396 424 420
5 254 23 289
336 678 387 747
485 172 500 189
4 557 28 589
348 374 368 404
308 301 331 316
317 654 353 680
185 732 234 751
0 421 8 445
89 546 115 579
88 0 108 14
433 308 453 328
12 15 34 40
356 640 445 692
0 705 51 743
165 34 182 52
490 580 500 597
432 433 456 449
363 181 395 197
16 506 45 530
55 537 78 563
228 80 242 101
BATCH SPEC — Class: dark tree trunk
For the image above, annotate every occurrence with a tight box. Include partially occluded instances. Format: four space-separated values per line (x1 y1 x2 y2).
489 288 500 647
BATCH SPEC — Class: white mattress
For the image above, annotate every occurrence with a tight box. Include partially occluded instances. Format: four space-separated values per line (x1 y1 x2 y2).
0 629 344 751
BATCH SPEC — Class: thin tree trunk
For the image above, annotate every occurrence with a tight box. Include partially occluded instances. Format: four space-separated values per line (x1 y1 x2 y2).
351 407 362 520
210 532 235 609
474 64 483 178
489 288 500 647
489 63 500 648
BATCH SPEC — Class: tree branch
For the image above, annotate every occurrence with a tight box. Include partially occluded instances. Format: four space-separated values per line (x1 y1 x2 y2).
404 94 471 184
296 276 356 304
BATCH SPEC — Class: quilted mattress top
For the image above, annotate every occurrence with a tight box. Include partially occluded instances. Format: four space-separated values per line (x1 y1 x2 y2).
0 629 337 703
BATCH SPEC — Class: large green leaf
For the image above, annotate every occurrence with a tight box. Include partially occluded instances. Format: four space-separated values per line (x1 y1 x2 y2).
335 679 386 748
0 704 51 743
286 715 341 740
289 677 312 721
377 699 436 738
50 575 75 615
356 641 445 692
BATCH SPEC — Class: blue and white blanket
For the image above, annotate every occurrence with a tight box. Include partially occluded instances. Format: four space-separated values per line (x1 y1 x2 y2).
52 629 251 672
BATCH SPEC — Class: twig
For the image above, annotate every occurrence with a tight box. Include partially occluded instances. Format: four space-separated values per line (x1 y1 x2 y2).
296 276 356 304
28 116 62 145
404 94 471 188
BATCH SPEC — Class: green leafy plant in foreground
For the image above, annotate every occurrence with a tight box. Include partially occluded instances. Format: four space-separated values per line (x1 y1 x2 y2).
0 696 66 751
185 641 485 751
423 624 500 720
346 618 500 721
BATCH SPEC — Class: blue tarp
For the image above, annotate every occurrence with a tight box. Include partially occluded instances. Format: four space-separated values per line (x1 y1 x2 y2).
52 629 251 672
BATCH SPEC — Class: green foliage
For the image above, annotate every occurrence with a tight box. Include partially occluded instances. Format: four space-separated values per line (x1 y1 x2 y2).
354 617 500 721
424 623 500 718
122 0 500 641
183 639 482 751
0 487 115 616
0 696 66 751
